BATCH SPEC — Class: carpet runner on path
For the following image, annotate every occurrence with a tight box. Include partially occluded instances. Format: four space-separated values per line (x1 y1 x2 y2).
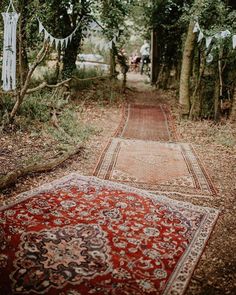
93 138 217 197
0 174 219 295
115 104 177 141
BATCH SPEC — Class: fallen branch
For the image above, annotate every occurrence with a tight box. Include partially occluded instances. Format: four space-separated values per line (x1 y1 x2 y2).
26 79 71 94
25 76 111 95
72 75 111 82
0 145 82 190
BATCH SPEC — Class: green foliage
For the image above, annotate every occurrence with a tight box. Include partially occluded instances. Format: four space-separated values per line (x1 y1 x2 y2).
70 67 101 91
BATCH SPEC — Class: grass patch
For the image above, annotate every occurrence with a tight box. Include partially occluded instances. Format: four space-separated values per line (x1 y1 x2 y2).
47 107 97 145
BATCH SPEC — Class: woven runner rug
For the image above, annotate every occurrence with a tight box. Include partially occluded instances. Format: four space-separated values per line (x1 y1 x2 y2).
93 138 217 197
0 173 218 295
115 104 176 141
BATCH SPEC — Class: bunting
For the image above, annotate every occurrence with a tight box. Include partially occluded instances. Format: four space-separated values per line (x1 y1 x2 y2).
193 20 236 63
37 18 83 49
38 17 119 53
86 21 120 52
193 20 235 48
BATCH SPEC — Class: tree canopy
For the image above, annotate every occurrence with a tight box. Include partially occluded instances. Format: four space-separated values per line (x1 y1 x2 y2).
0 0 236 121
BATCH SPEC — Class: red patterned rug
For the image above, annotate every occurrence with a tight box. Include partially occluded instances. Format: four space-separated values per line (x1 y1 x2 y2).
0 174 218 295
93 138 217 197
115 104 177 141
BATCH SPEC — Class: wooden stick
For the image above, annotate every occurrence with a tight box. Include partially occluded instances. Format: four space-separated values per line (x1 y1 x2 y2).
0 145 82 190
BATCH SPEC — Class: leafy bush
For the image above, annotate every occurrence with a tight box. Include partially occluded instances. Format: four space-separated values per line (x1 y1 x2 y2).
20 92 51 122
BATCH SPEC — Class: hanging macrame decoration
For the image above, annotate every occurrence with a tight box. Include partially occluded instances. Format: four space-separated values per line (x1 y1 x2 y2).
1 0 20 91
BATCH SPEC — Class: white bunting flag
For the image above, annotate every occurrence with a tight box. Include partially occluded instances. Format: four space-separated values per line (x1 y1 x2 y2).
109 40 113 49
197 31 204 43
233 35 236 49
39 21 44 34
64 37 69 48
49 35 54 45
55 39 60 49
44 30 49 41
193 22 200 33
205 36 213 49
221 30 231 39
69 34 73 42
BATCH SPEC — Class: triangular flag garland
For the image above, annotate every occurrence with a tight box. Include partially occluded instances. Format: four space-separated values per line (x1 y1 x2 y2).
193 21 235 49
0 3 121 91
37 17 117 52
1 0 20 91
37 18 83 50
193 20 236 63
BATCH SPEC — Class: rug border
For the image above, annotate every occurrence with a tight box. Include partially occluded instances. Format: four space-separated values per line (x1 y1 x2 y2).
93 138 217 197
0 173 219 295
115 103 178 142
0 173 218 213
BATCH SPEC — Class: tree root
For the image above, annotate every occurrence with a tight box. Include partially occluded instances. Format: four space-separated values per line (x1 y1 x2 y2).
0 145 82 190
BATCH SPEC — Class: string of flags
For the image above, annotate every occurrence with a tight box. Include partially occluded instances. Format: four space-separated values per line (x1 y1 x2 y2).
193 21 235 48
38 18 84 50
193 20 236 63
82 20 120 51
1 1 121 92
38 17 120 51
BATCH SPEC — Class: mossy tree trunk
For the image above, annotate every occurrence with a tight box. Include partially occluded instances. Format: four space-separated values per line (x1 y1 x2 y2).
18 0 29 87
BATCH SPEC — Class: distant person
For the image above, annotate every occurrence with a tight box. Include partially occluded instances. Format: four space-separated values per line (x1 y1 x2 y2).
140 40 150 74
130 52 141 72
117 48 129 75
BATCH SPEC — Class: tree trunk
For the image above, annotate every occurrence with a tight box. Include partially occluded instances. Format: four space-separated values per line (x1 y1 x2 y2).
62 35 81 78
189 53 206 119
214 78 220 122
179 20 196 117
214 49 223 122
18 1 29 87
230 86 236 121
151 30 160 85
110 46 116 77
61 7 84 78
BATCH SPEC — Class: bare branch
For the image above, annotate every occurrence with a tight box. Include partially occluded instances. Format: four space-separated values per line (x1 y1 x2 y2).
26 79 71 94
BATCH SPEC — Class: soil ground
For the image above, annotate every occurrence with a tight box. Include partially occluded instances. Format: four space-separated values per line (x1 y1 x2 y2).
0 72 235 294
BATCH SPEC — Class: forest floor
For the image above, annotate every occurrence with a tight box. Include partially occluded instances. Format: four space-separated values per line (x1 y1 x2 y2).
0 72 236 294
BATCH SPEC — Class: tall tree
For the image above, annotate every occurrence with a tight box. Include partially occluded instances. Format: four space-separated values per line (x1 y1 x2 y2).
179 0 208 117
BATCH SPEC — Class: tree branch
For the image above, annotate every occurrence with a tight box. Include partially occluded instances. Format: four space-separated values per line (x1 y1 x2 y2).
0 145 82 190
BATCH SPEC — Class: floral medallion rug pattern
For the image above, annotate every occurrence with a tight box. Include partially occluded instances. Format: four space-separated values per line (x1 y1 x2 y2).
0 174 218 295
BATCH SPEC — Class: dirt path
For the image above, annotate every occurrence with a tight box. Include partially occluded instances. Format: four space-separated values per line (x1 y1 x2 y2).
95 73 236 294
0 73 235 294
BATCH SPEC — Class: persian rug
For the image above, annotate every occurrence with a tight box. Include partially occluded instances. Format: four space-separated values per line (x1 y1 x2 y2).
115 104 177 141
0 173 219 295
93 138 217 197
